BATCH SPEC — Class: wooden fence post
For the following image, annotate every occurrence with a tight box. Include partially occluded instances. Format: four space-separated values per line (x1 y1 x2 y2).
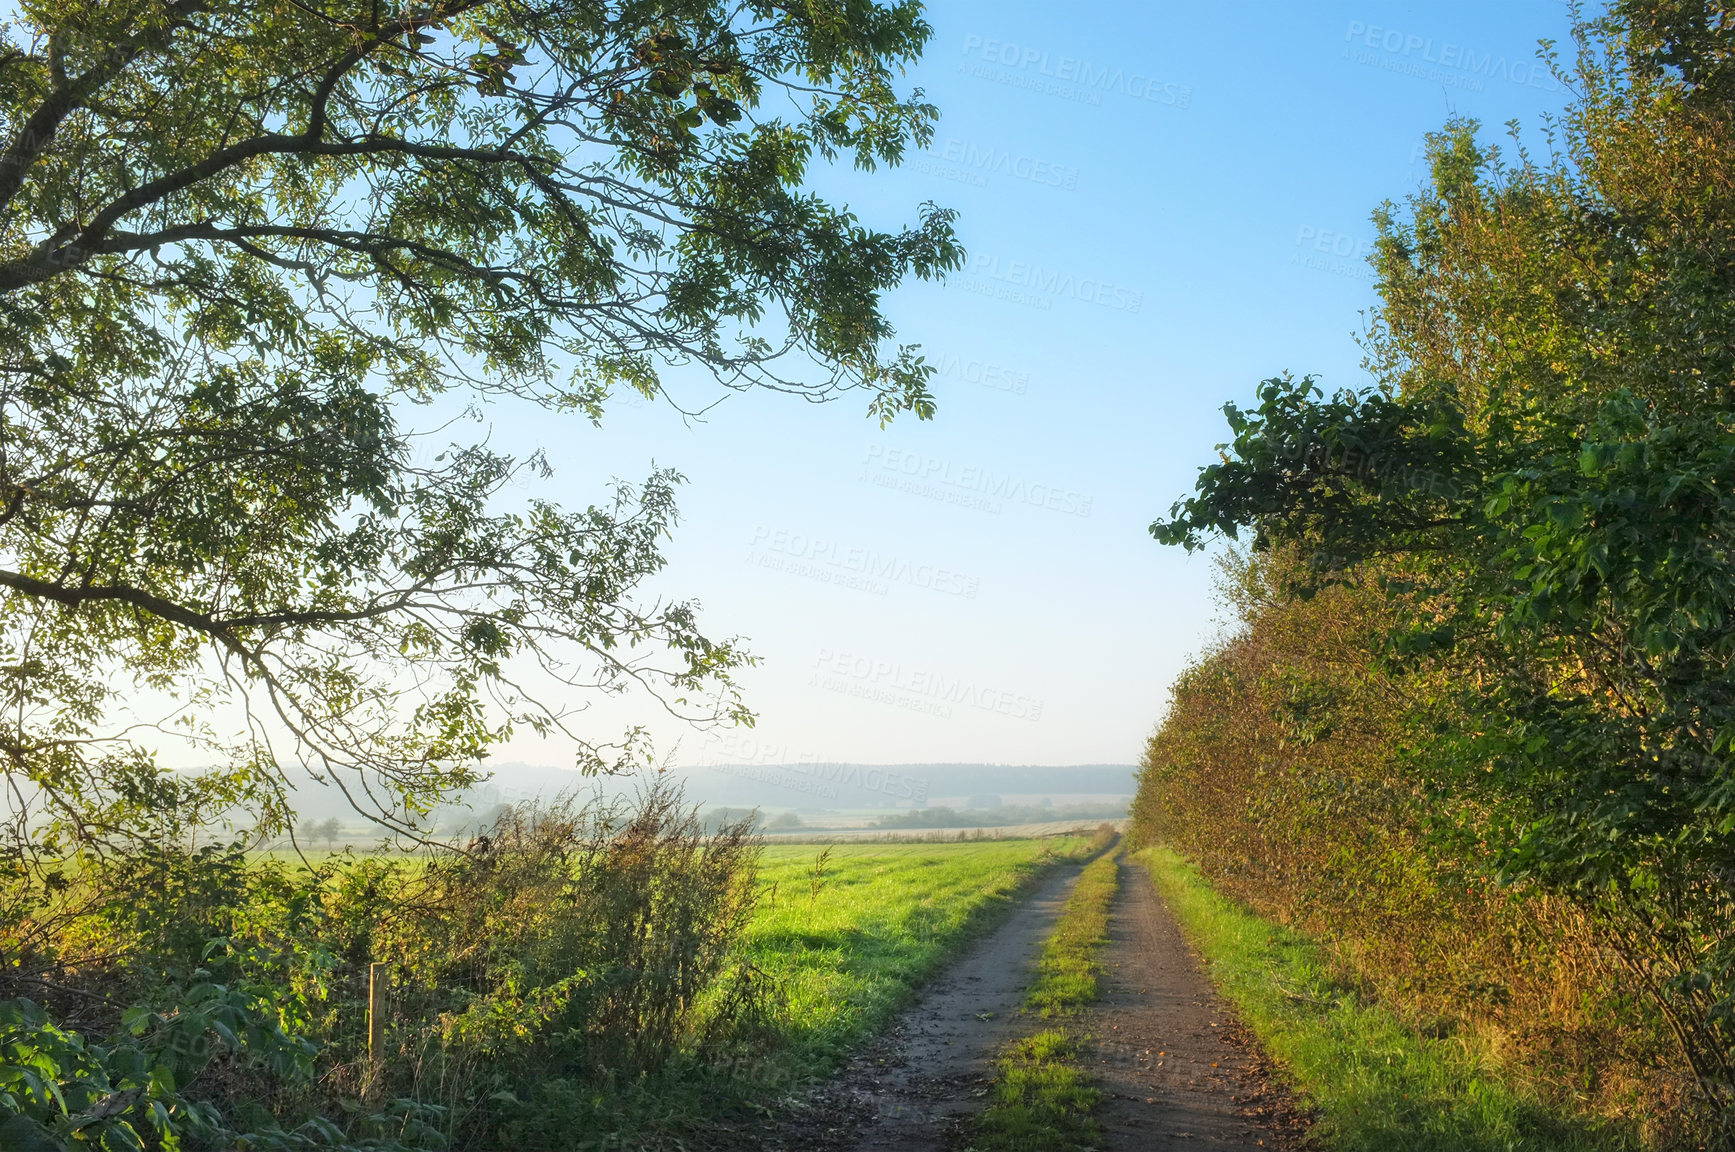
367 961 387 1098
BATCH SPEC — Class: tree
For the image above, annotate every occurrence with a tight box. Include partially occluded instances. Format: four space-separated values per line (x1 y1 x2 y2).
298 816 342 851
0 0 960 860
1153 2 1735 1118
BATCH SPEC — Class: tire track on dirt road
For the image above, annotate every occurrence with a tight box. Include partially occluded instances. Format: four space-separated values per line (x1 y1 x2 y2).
1083 856 1307 1149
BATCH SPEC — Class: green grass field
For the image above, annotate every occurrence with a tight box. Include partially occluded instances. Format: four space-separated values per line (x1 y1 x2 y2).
743 838 1089 1073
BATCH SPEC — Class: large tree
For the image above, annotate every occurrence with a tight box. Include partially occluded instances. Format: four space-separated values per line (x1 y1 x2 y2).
0 0 959 856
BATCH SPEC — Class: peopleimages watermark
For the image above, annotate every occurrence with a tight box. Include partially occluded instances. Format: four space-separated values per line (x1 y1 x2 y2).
1272 425 1465 501
959 34 1193 110
948 251 1143 314
1342 21 1561 94
812 647 1046 724
746 544 887 596
860 443 1094 518
697 730 932 803
915 137 1080 193
929 348 1030 397
1406 140 1431 185
748 525 981 598
1291 224 1376 284
708 758 841 800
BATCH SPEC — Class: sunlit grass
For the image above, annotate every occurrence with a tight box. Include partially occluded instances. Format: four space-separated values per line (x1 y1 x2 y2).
1025 846 1119 1016
744 838 1090 1069
1138 846 1641 1152
968 1030 1103 1152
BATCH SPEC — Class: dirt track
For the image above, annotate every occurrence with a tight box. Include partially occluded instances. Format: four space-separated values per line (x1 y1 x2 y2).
759 852 1304 1151
1082 856 1306 1149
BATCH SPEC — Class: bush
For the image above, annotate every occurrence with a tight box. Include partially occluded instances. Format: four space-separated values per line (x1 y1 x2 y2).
0 777 768 1150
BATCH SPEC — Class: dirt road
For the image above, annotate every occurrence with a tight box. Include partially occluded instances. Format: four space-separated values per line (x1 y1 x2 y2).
761 852 1304 1151
1083 856 1305 1149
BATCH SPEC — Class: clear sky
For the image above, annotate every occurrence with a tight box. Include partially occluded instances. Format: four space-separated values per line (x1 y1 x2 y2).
478 1 1578 779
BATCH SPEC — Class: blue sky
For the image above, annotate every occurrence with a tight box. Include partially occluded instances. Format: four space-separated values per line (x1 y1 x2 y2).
483 1 1578 780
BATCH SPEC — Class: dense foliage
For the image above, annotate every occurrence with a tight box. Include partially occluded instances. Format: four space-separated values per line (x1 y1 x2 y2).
1 782 764 1151
0 0 959 858
1132 550 1670 1137
1143 1 1735 1142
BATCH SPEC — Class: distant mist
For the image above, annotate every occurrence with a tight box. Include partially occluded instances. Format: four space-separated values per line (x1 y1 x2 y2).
281 762 1137 836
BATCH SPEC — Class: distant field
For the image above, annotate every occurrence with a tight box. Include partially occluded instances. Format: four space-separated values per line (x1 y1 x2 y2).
759 818 1125 842
742 838 1089 1074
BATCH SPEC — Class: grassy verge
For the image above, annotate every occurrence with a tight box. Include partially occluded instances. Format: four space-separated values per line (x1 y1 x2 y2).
1138 845 1643 1152
1026 842 1120 1016
968 839 1121 1152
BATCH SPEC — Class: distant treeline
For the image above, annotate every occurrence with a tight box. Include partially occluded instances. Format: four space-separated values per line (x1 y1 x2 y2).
680 761 1136 807
872 803 1127 830
401 762 1138 815
1136 4 1735 1145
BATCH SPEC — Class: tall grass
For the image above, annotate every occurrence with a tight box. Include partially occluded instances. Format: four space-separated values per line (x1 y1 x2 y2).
368 782 767 1146
0 778 768 1150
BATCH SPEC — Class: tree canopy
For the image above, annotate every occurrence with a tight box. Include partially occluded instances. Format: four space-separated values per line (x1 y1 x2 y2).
0 0 960 856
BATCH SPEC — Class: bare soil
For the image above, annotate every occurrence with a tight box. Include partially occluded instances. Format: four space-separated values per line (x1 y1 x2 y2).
1082 856 1309 1149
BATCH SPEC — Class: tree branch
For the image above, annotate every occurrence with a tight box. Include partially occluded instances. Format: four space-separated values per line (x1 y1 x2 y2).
0 2 207 213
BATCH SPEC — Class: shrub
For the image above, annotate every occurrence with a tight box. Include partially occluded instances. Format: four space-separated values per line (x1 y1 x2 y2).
0 777 768 1150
